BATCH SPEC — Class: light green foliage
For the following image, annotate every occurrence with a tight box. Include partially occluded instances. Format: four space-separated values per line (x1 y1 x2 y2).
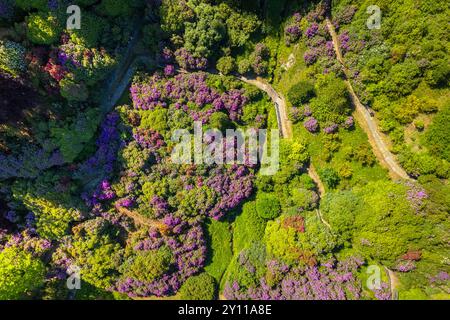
179 273 216 300
425 104 450 161
59 74 89 102
27 12 62 45
0 41 26 76
290 188 318 212
321 191 361 245
0 247 45 300
224 242 267 289
287 81 316 106
394 95 420 124
176 186 217 218
160 0 195 34
119 141 152 171
256 192 281 220
62 44 116 86
49 109 100 163
280 139 309 168
205 219 233 282
140 107 169 135
310 73 350 123
208 111 232 132
221 4 260 48
122 247 174 283
353 181 429 266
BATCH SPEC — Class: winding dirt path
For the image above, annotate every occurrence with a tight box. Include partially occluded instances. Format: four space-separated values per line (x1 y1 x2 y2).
325 19 411 181
239 76 293 139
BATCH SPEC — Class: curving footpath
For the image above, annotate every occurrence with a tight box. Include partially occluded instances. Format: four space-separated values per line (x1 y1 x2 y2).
325 19 411 181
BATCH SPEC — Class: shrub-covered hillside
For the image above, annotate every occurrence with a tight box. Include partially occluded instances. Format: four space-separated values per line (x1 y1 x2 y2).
0 0 448 301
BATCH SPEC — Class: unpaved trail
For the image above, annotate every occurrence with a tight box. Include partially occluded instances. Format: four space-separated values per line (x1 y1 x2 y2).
325 19 411 181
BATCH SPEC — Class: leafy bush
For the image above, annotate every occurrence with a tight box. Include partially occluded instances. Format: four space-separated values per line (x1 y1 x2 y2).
184 3 226 58
319 168 340 189
97 0 133 17
65 218 123 290
27 12 62 45
256 192 281 220
0 247 45 300
49 109 100 162
287 81 315 106
179 273 216 300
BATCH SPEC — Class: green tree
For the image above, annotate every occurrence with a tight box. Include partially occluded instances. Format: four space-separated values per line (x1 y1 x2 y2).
0 41 26 76
184 3 226 58
425 104 450 161
216 56 236 75
27 12 62 45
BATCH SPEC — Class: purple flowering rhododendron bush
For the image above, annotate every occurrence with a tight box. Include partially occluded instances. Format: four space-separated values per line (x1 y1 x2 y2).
0 0 449 302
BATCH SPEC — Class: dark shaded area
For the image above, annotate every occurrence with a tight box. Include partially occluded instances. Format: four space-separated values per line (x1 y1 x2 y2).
0 71 38 125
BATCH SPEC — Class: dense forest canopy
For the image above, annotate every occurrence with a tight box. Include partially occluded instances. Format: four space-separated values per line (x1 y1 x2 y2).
0 0 448 301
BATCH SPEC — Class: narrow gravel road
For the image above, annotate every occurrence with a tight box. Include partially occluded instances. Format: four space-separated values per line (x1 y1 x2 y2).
326 19 411 181
239 76 293 139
